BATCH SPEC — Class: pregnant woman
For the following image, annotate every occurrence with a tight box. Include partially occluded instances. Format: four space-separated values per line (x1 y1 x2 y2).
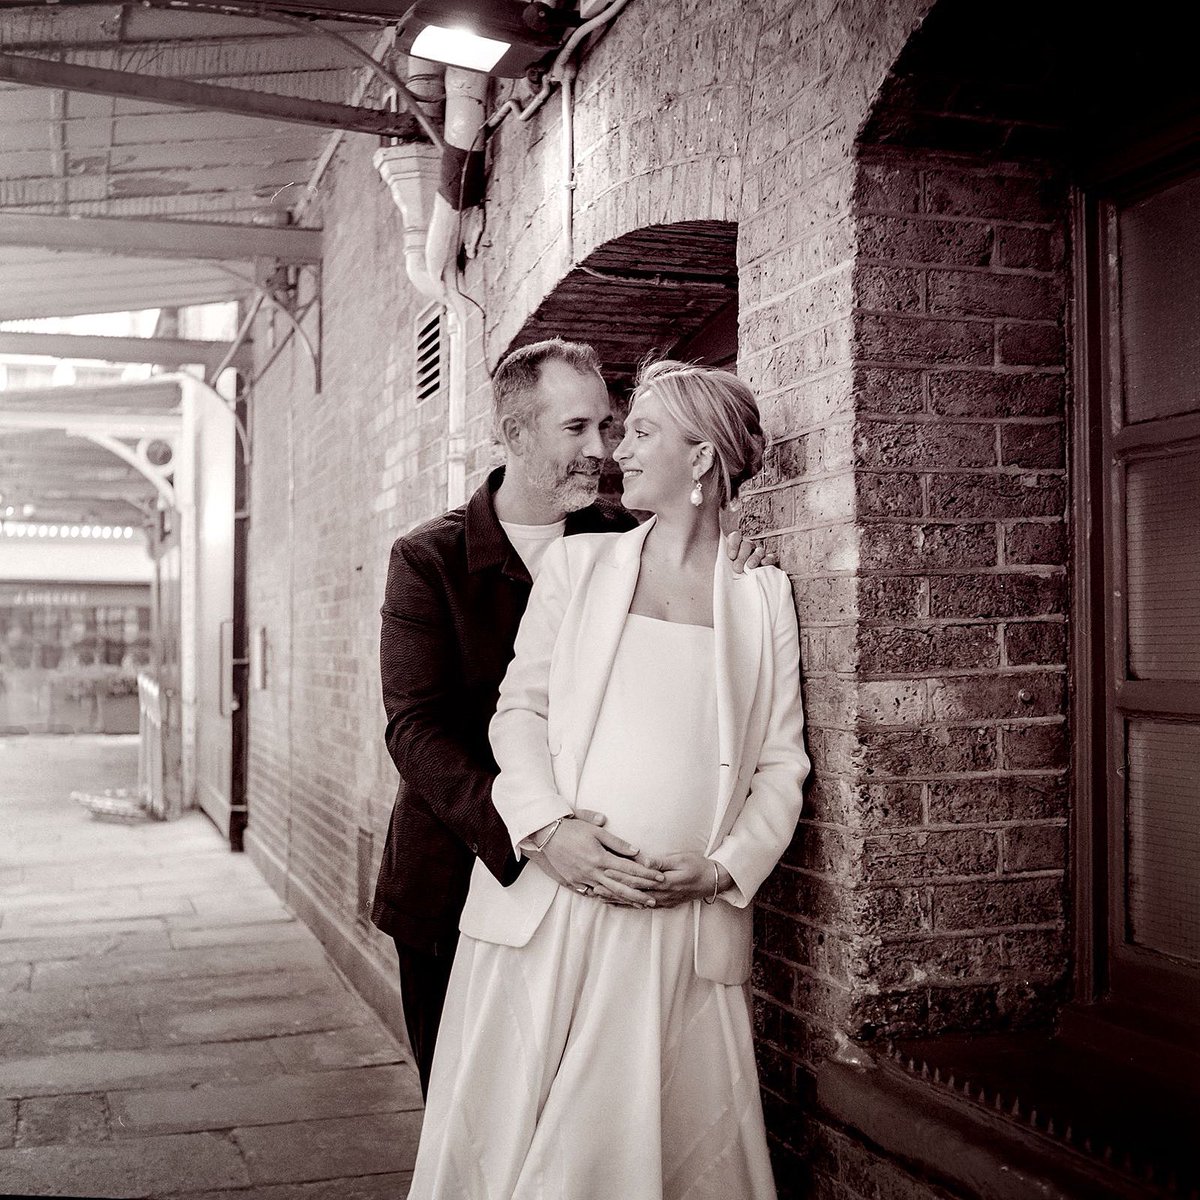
408 361 809 1200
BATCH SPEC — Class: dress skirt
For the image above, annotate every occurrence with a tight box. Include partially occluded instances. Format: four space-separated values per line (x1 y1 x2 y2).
408 616 778 1200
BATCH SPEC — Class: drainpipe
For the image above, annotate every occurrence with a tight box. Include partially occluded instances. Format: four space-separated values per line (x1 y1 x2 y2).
374 64 488 510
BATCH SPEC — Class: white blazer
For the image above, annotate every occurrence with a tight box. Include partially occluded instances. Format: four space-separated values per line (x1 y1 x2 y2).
459 518 809 985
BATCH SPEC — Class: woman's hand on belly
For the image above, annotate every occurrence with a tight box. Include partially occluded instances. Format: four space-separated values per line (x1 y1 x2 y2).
615 852 732 909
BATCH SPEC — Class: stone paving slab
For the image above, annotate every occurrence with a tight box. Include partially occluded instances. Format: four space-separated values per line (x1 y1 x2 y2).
167 921 313 951
0 734 422 1197
138 989 374 1047
268 1025 406 1074
0 1130 252 1197
0 927 173 965
86 965 342 1013
0 960 33 990
1 1011 148 1058
0 1040 285 1100
109 1064 420 1137
15 1092 110 1148
234 1112 423 1186
177 1171 413 1200
32 939 330 989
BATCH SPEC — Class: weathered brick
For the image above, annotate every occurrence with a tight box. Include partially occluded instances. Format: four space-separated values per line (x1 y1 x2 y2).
926 670 1065 722
1002 721 1069 770
854 420 996 469
995 226 1063 271
927 572 1065 619
1005 521 1066 565
928 269 1061 321
927 776 1067 824
855 886 927 937
857 575 926 621
858 215 994 266
1001 422 1064 468
867 934 1005 988
998 321 1064 365
861 726 997 777
855 162 921 213
858 624 999 674
855 679 926 726
1001 927 1068 972
933 876 1064 930
865 828 998 883
856 313 993 365
853 782 924 830
924 170 1056 221
1004 619 1067 665
853 366 925 414
928 370 1062 416
1002 823 1067 872
927 473 1065 518
860 521 997 569
855 264 925 313
856 472 924 517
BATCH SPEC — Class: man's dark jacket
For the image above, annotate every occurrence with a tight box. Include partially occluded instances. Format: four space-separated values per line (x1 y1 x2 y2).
371 467 636 954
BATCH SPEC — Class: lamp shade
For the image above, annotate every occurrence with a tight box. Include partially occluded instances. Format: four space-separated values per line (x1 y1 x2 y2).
402 0 581 78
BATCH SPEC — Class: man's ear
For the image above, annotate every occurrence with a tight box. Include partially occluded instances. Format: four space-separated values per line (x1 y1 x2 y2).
498 413 526 456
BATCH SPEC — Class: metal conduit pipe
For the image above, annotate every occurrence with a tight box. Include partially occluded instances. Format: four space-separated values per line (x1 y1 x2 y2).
491 0 633 127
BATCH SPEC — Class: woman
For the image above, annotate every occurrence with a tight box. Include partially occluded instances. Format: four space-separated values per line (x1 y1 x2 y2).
409 361 809 1200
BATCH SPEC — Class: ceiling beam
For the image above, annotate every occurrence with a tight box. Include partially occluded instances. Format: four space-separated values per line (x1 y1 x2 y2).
0 410 182 438
0 51 417 139
0 331 251 372
0 212 321 264
0 0 404 25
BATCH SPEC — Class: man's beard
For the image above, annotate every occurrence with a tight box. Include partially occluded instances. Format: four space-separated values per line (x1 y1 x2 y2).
526 455 601 513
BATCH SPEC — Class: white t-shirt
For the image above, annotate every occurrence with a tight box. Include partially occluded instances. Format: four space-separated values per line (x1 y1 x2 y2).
498 518 567 580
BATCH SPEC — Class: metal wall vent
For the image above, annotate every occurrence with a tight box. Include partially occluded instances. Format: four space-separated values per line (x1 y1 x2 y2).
415 304 446 404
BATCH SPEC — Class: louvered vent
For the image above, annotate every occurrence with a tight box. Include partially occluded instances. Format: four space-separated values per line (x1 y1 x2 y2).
415 304 445 404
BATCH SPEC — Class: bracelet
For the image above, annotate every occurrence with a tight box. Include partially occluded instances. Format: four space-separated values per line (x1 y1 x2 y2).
527 817 564 854
703 860 721 905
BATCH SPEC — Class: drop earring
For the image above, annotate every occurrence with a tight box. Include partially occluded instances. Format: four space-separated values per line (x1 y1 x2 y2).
690 478 704 507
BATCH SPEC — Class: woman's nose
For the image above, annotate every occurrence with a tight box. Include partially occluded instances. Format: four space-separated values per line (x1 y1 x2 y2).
613 432 631 462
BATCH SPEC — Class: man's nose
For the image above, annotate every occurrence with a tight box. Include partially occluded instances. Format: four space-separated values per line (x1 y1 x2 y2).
582 427 606 460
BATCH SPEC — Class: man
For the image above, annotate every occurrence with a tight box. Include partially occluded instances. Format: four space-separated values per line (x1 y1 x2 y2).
372 338 762 1094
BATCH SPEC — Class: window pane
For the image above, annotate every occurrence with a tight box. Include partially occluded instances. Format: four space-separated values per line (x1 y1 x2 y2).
1126 720 1200 963
1119 172 1200 424
1126 450 1200 679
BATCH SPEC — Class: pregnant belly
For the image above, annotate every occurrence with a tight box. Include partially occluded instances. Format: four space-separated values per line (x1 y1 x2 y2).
574 779 714 858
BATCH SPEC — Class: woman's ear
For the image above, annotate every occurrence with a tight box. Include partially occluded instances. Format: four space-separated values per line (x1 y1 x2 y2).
691 442 716 478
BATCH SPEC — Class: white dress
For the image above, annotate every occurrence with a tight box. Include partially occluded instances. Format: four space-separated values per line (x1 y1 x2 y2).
408 615 778 1200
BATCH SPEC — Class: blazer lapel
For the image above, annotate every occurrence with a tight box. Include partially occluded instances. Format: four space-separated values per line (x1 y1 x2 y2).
560 519 654 787
710 553 764 843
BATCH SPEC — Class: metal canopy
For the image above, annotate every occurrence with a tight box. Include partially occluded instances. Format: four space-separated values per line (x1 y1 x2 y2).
0 2 410 319
0 377 183 523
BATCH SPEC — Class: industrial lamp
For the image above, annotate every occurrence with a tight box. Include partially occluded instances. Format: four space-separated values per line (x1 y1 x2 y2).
401 0 582 78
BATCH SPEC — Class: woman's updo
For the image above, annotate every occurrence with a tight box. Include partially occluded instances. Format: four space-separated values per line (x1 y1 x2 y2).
631 359 766 507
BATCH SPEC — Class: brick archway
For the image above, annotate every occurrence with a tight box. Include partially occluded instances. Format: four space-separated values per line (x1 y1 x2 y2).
497 219 738 391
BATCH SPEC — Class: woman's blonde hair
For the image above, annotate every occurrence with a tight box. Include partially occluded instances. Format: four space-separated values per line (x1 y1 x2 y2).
631 360 765 506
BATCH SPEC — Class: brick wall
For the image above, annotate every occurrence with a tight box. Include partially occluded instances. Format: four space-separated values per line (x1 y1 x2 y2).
246 135 443 977
240 1 1095 1197
845 145 1072 1041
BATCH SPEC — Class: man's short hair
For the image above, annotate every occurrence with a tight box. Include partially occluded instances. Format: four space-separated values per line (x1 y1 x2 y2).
492 338 603 433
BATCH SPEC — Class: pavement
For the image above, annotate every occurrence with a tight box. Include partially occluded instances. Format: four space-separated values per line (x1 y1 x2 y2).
0 735 422 1200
